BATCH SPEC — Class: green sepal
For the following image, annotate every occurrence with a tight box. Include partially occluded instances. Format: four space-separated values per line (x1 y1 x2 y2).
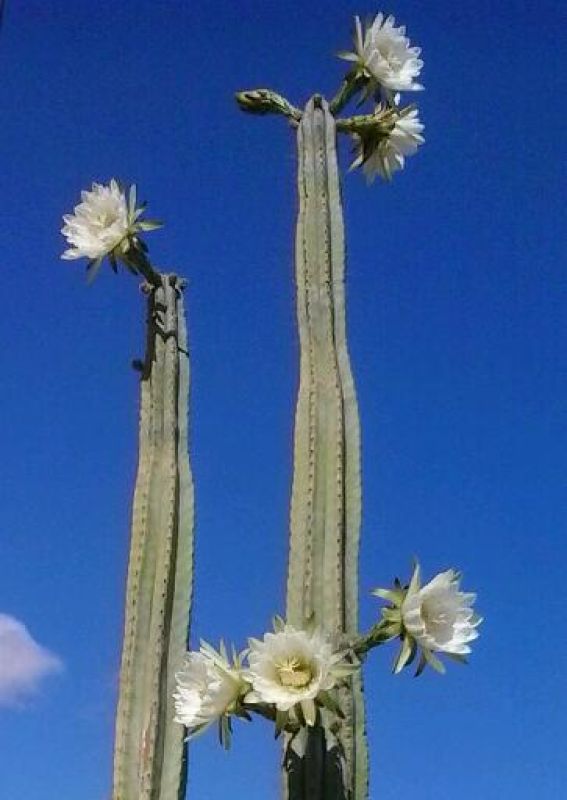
275 709 288 738
371 587 404 605
294 702 307 728
85 257 103 285
444 652 468 666
218 715 232 750
138 219 164 232
423 648 446 674
381 607 402 623
128 184 137 216
358 77 377 105
272 614 286 633
407 560 421 596
373 624 401 642
336 50 358 62
414 652 427 678
393 636 416 674
132 236 149 254
318 691 344 719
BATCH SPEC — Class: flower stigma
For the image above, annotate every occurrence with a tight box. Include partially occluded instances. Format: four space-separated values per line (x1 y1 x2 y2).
275 656 313 689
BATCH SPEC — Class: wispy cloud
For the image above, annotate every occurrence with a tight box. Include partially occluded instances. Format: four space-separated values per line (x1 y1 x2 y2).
0 613 63 708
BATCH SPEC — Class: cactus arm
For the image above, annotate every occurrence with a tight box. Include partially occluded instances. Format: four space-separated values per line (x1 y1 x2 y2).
160 282 194 800
324 102 369 800
115 275 163 797
285 97 368 799
112 275 194 800
287 97 346 632
139 276 181 798
113 285 160 798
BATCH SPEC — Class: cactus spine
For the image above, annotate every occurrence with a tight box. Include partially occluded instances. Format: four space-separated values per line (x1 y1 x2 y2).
112 274 194 800
285 97 368 800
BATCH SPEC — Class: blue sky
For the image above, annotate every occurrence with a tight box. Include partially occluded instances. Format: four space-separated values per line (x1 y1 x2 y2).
0 1 565 798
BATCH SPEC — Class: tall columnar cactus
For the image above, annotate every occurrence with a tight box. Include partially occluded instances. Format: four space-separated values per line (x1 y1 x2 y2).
112 274 194 800
233 13 428 797
60 182 194 800
284 96 367 800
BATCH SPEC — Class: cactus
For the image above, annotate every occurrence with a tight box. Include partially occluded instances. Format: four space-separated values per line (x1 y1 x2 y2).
236 86 371 796
233 11 431 787
58 15 482 797
282 96 368 800
112 273 194 800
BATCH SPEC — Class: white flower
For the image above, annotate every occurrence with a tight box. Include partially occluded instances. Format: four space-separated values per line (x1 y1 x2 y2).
173 642 244 736
61 180 162 283
402 567 482 659
342 13 423 93
354 107 424 182
370 563 481 675
61 179 131 261
245 622 355 727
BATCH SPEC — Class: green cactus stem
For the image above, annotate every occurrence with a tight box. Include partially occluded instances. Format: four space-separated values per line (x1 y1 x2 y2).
284 96 368 800
112 273 194 800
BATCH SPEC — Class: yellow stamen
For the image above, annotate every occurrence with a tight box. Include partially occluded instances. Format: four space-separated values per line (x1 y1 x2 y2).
276 656 312 689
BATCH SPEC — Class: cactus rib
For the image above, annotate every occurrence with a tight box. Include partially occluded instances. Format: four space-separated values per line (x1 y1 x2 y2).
112 274 194 800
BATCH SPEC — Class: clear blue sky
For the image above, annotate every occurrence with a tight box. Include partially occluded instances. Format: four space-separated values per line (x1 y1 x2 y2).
0 1 565 798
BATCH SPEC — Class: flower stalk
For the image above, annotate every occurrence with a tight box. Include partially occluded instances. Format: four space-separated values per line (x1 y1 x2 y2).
118 239 162 288
235 89 302 124
328 72 366 115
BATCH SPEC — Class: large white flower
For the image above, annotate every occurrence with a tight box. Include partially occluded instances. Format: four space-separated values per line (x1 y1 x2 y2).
61 180 162 283
354 107 424 182
61 179 131 261
370 562 482 675
173 642 244 737
402 567 482 658
342 13 423 93
245 623 355 727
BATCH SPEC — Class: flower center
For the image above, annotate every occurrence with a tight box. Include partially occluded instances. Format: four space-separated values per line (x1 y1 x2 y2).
421 601 455 639
421 603 433 625
379 46 401 71
97 210 120 228
275 656 313 689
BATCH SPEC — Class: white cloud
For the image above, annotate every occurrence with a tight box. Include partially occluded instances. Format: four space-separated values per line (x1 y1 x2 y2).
0 613 63 708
